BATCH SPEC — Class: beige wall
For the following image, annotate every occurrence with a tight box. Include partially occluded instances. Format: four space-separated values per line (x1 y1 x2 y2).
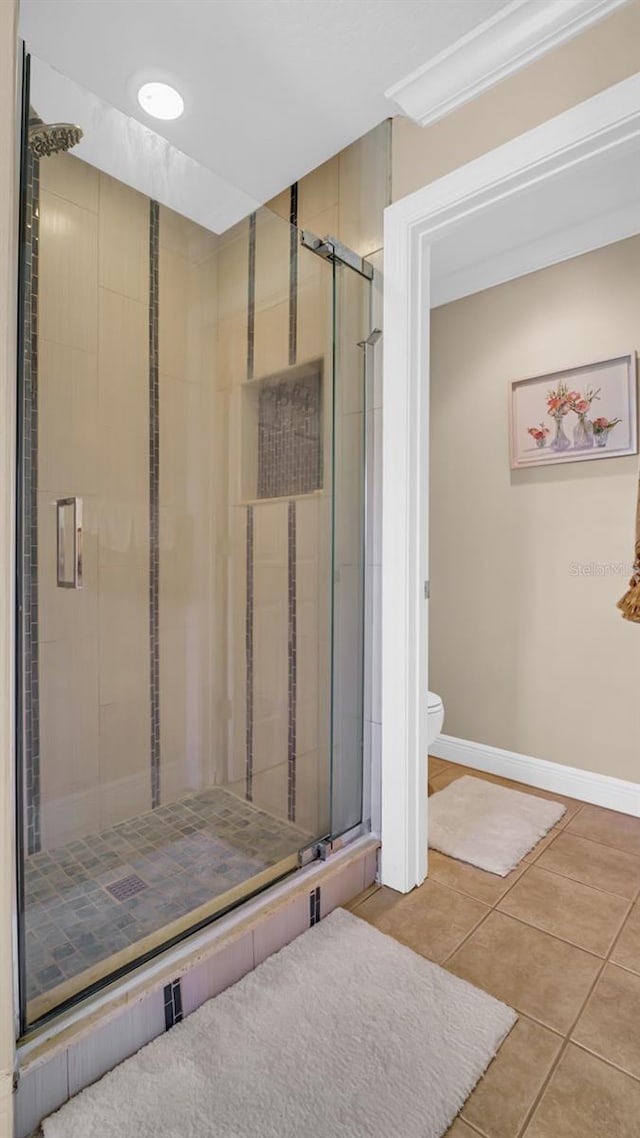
0 1 17 1130
430 236 640 781
392 0 640 200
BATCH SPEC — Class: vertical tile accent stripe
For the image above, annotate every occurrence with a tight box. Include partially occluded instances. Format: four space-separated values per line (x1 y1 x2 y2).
245 506 254 802
163 979 183 1029
309 887 321 927
288 182 298 367
23 145 41 855
247 211 257 380
149 200 161 809
287 500 297 823
245 207 257 800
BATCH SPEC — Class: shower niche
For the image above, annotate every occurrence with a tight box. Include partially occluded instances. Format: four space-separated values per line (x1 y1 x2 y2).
240 360 324 502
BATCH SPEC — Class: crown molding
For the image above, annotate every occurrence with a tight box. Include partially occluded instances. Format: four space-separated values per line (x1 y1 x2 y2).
385 0 631 127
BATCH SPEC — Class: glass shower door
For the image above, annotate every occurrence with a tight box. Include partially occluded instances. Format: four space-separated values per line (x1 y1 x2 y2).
16 55 370 1031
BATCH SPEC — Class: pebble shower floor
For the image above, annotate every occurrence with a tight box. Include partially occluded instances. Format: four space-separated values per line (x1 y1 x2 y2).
24 788 306 1005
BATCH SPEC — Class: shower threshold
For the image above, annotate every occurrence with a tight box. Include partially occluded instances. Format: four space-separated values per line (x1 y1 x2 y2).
24 787 309 1023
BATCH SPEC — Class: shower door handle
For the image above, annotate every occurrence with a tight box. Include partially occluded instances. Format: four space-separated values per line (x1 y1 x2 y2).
56 496 83 588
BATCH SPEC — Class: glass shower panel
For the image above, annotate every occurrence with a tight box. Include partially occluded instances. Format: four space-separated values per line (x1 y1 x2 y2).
330 264 369 838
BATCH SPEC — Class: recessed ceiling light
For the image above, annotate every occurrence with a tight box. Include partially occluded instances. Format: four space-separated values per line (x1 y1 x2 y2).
137 81 184 121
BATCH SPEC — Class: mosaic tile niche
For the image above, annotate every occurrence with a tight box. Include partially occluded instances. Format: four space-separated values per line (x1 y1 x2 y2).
243 362 323 501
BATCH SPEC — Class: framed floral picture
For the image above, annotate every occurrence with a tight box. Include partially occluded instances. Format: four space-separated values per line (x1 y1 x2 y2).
509 352 637 469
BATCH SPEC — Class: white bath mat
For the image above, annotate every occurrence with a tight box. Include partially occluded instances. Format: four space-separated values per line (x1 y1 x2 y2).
429 775 566 876
42 908 516 1138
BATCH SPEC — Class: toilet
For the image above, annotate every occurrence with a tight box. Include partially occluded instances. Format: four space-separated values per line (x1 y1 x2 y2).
427 690 444 745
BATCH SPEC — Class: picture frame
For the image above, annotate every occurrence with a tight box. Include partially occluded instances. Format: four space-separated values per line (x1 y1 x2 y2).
509 352 637 470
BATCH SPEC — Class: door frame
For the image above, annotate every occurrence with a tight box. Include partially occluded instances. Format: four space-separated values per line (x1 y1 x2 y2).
380 70 640 893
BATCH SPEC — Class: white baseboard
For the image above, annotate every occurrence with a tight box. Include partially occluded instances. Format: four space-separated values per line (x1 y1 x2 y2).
431 734 640 819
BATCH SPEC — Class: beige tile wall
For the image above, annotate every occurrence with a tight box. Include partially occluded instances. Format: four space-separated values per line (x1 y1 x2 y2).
36 159 224 848
158 205 220 803
38 154 103 847
221 122 388 834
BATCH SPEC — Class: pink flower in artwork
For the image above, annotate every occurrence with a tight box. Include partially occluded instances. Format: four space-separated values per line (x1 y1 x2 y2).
592 416 621 435
574 399 589 414
546 382 572 416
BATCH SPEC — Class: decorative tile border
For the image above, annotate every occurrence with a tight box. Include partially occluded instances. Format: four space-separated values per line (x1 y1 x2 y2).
287 501 297 823
245 506 254 802
288 182 298 366
23 143 41 856
149 200 160 809
309 886 321 927
163 978 183 1029
247 211 256 380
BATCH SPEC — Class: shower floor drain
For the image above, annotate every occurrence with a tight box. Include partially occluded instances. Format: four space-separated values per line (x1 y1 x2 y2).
105 873 149 902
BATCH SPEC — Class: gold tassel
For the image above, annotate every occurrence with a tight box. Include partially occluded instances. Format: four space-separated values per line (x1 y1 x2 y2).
618 569 640 623
618 479 640 622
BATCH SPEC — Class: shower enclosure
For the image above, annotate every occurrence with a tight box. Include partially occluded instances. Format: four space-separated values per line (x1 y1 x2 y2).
16 57 373 1032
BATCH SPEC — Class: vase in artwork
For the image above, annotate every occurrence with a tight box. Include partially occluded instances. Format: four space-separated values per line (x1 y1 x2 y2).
550 412 571 452
573 412 593 449
592 416 621 449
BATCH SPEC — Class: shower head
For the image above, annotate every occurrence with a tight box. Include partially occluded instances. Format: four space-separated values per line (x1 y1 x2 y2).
28 114 83 159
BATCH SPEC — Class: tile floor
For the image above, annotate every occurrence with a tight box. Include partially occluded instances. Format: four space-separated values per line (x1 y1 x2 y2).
25 787 307 1007
348 758 640 1138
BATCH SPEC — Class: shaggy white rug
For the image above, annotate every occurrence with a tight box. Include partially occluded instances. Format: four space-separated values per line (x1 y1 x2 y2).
43 908 516 1138
429 775 566 876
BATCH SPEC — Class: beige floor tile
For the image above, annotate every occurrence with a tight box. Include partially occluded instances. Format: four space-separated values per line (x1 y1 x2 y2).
429 765 480 792
351 884 403 924
567 805 640 857
447 911 602 1034
428 849 527 907
572 963 640 1079
445 1120 482 1138
522 827 562 864
359 878 488 964
428 755 450 778
461 1017 562 1138
536 831 640 899
525 1044 640 1138
343 885 378 913
610 902 640 975
497 866 630 957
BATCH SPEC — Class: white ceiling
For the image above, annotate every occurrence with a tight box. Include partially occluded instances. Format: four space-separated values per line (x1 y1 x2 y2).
19 0 626 233
20 0 510 229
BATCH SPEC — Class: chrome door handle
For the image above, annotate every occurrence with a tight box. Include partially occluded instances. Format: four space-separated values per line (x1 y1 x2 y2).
56 496 83 588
